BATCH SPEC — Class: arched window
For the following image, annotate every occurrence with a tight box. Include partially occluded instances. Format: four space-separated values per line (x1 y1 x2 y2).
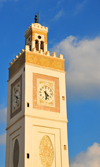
40 41 44 51
35 40 39 51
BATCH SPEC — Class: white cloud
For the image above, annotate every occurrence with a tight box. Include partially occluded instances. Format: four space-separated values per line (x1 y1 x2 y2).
70 143 100 167
52 9 64 21
0 107 7 123
74 0 87 15
51 36 100 100
0 133 6 144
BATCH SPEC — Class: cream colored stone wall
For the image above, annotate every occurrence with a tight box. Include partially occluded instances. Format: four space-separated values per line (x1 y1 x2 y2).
6 22 69 167
24 116 69 167
6 61 69 167
7 65 25 127
5 118 25 167
25 23 48 52
25 63 67 120
24 63 69 167
5 66 25 167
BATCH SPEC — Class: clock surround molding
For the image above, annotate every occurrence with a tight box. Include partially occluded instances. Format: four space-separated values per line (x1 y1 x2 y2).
11 75 22 118
33 73 60 113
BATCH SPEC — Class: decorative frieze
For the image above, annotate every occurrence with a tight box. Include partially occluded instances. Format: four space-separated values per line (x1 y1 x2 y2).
9 50 65 79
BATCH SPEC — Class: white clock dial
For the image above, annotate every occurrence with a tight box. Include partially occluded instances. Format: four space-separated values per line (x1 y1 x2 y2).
39 85 53 102
37 79 55 107
12 82 20 112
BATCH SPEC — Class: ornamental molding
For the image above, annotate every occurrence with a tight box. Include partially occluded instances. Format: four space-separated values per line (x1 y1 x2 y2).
9 50 65 80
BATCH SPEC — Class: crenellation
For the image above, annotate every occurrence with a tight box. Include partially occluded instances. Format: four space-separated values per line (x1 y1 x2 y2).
25 23 48 36
12 59 15 63
9 49 24 67
25 45 29 51
58 54 63 59
21 49 24 53
9 48 64 68
45 51 50 56
31 23 48 31
18 53 21 57
52 52 56 57
9 62 13 67
32 47 36 52
39 49 43 54
15 55 18 59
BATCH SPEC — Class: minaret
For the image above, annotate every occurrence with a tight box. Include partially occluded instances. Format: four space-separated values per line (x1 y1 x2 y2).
5 16 69 167
25 15 48 53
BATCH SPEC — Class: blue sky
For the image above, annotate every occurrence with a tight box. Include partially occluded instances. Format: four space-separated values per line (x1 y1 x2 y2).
0 0 100 166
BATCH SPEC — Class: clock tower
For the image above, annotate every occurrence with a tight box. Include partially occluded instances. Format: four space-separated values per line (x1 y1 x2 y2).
5 17 69 167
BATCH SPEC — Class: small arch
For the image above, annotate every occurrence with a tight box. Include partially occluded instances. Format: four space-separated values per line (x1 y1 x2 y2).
40 41 44 51
35 40 39 51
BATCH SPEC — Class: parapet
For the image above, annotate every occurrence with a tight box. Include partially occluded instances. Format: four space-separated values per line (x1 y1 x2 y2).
25 23 48 36
9 46 65 80
9 49 25 67
9 46 64 68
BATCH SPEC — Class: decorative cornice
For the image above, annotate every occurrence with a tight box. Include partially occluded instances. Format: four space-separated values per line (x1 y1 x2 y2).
9 49 65 80
25 51 65 71
25 23 48 37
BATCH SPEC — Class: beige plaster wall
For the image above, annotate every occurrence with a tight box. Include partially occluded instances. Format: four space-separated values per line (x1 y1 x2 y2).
7 65 25 127
5 61 69 167
25 63 67 121
24 116 69 167
24 63 69 167
5 65 25 167
5 118 25 167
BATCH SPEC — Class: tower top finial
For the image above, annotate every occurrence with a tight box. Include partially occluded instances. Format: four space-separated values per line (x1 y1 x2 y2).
34 14 39 23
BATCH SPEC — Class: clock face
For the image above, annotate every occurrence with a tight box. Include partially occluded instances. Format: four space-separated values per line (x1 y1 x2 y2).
12 81 21 113
11 75 22 118
37 79 55 107
38 85 53 102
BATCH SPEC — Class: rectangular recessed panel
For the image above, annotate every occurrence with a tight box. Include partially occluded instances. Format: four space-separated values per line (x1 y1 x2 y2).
32 126 61 167
33 73 60 113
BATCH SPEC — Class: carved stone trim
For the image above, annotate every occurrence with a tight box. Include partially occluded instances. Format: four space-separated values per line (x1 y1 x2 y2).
9 51 65 80
11 75 22 118
33 73 60 113
39 135 54 167
26 51 65 71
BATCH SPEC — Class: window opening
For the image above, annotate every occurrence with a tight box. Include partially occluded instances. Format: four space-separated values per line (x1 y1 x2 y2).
38 35 41 39
27 153 30 159
40 41 44 51
29 45 31 51
27 103 29 107
35 40 39 51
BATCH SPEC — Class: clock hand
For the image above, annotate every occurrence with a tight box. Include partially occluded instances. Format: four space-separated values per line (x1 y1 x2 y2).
44 91 49 100
16 96 19 99
14 95 19 103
